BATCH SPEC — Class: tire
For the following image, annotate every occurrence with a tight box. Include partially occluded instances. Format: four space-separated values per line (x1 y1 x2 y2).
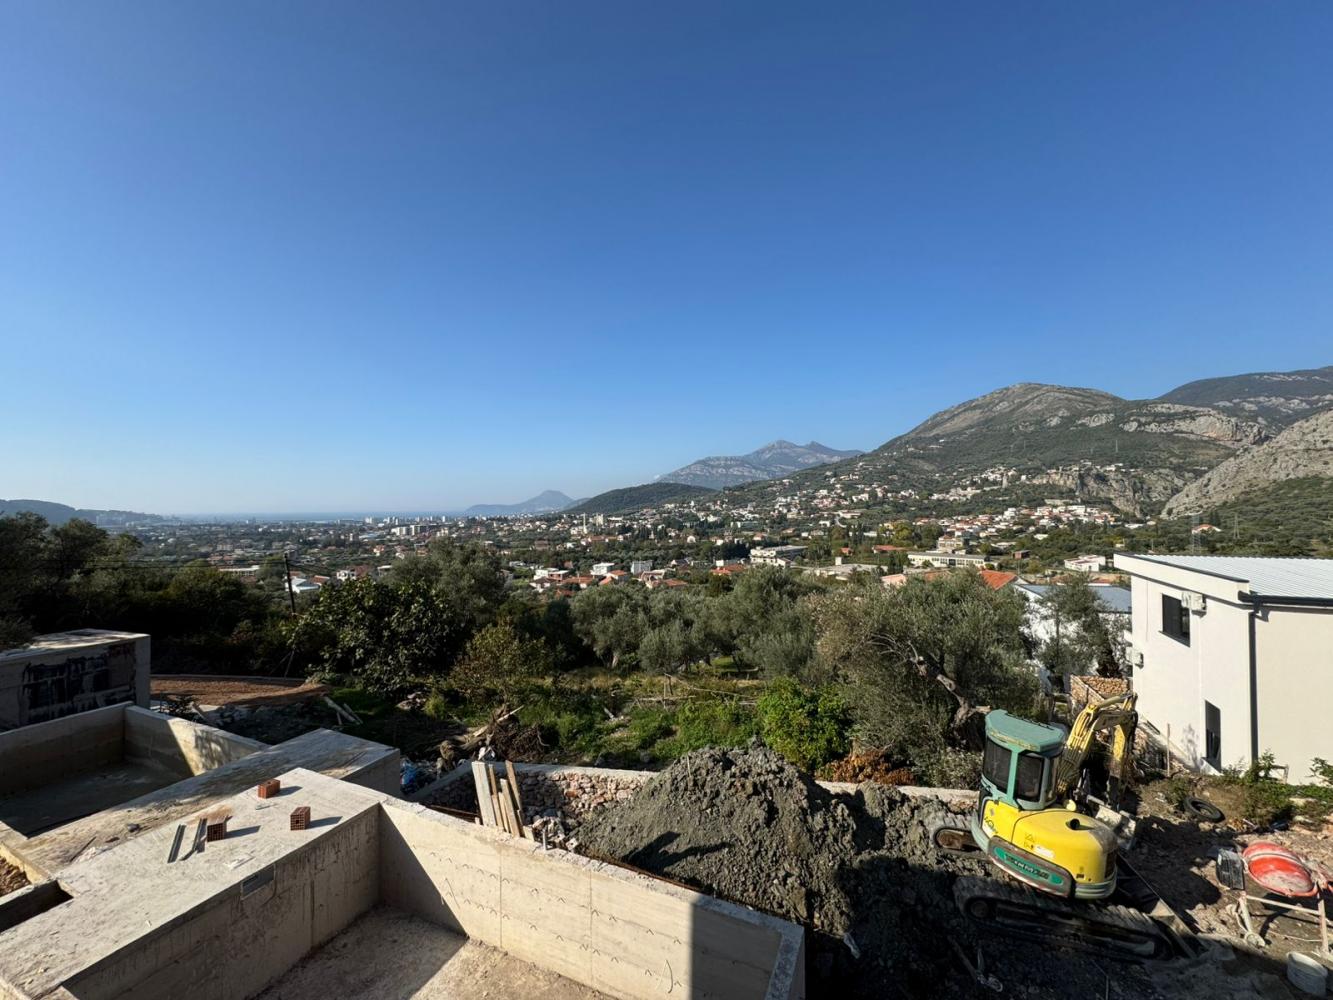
1182 797 1224 823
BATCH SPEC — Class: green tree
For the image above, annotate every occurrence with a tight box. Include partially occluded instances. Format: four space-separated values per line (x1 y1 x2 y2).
570 586 649 670
757 678 850 771
287 578 461 695
451 619 552 703
1037 576 1128 678
814 571 1036 755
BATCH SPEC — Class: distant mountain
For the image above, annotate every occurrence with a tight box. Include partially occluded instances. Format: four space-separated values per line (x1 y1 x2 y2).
566 482 716 516
1158 365 1333 428
706 382 1272 517
462 490 574 518
0 499 164 527
1163 408 1333 515
659 440 864 489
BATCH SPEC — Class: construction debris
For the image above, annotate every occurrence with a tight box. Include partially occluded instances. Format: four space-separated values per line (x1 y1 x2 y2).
575 744 1306 1000
0 858 28 897
469 760 528 838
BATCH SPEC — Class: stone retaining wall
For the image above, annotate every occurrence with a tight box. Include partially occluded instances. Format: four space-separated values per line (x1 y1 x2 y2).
421 760 975 825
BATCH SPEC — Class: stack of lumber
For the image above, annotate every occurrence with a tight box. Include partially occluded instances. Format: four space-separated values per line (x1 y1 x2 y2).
470 760 530 838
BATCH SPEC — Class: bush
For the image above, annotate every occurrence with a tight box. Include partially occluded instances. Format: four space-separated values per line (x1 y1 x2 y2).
915 747 982 790
756 678 850 772
654 699 759 761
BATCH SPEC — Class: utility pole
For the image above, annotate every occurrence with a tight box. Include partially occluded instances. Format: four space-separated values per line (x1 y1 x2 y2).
283 552 297 614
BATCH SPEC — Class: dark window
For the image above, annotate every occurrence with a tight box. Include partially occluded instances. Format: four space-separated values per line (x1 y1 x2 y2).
982 739 1011 790
1204 702 1221 768
1162 594 1190 644
1015 752 1046 801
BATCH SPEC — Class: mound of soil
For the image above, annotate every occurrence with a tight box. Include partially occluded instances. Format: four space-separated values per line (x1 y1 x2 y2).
574 745 1286 1000
580 744 862 934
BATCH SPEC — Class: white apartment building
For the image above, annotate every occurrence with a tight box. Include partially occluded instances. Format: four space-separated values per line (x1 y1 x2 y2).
907 551 988 569
1114 554 1333 781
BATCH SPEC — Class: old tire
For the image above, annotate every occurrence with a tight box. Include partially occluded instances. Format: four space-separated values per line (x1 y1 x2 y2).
1182 797 1224 823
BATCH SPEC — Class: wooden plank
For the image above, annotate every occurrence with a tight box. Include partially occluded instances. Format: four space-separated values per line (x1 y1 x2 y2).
471 762 496 827
498 778 522 838
504 760 527 829
491 791 509 834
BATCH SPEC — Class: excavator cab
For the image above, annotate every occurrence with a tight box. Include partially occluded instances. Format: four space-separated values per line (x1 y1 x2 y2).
978 711 1067 812
970 710 1120 899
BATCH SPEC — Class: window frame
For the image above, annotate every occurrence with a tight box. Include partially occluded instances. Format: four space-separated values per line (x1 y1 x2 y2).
1161 593 1191 645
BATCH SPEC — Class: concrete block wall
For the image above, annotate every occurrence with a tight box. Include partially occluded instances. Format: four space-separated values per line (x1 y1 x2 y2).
378 799 805 1000
123 706 265 778
0 631 149 731
62 808 380 1000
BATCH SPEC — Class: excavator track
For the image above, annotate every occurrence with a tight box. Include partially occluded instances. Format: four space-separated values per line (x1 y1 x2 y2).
953 875 1175 962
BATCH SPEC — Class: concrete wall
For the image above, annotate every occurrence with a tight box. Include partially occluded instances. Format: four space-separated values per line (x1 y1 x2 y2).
62 809 380 1000
0 704 125 797
123 706 265 778
0 632 149 732
378 799 805 1000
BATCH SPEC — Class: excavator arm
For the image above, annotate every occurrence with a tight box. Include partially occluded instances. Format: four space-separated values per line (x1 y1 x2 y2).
1053 692 1138 808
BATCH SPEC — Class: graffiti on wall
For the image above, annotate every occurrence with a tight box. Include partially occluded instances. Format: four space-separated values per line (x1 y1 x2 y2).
0 641 139 730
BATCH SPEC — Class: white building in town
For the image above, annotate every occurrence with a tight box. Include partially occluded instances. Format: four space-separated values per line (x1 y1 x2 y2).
1113 554 1333 781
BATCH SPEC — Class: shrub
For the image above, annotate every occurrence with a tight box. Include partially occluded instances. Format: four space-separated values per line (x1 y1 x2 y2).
915 747 982 790
756 678 851 772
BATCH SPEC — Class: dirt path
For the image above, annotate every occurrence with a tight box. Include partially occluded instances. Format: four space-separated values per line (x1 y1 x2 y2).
152 674 329 707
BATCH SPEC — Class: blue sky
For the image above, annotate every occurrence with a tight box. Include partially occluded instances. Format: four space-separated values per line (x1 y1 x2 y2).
2 3 1331 514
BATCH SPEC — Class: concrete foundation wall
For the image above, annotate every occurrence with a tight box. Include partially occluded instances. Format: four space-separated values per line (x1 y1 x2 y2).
123 706 265 778
62 809 380 1000
378 799 805 1000
0 704 125 796
0 632 149 732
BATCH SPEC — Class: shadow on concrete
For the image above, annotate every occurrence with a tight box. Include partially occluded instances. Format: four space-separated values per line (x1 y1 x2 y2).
307 816 341 829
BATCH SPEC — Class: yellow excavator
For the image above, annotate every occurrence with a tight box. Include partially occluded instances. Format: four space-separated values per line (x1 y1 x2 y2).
936 692 1175 959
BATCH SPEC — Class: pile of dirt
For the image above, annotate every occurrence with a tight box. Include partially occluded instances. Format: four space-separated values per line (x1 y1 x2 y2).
0 857 29 897
574 745 1293 999
822 749 915 786
579 744 863 937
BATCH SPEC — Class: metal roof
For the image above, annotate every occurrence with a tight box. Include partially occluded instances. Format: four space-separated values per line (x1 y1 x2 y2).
1015 583 1132 613
1121 555 1333 602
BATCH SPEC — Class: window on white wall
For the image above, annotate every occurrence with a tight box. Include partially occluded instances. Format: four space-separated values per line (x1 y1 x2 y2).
1162 594 1190 644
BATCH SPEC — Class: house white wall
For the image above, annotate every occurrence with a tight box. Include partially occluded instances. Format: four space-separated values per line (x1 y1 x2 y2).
1117 554 1333 780
1253 606 1333 782
1125 573 1250 772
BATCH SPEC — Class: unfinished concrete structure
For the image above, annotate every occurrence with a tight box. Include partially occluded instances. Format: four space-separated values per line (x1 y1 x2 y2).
0 700 803 1000
0 703 398 881
0 767 804 1000
0 631 149 732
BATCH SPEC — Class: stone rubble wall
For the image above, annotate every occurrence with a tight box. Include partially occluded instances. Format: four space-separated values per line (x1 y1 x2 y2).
422 760 974 825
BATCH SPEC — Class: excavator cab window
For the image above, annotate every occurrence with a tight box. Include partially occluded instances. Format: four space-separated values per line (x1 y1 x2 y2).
1014 751 1046 802
981 738 1011 792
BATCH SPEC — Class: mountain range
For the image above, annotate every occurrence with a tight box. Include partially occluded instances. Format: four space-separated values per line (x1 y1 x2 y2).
657 440 864 490
460 490 576 518
688 366 1333 520
0 499 164 527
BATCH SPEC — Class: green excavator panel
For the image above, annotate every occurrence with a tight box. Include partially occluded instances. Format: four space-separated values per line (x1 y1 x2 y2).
984 710 1066 755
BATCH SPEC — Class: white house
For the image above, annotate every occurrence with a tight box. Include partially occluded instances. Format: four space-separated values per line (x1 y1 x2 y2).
591 562 615 577
1063 554 1106 573
1113 554 1333 781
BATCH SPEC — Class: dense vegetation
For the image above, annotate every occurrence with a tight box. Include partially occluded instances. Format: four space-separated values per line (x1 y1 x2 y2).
0 514 1070 784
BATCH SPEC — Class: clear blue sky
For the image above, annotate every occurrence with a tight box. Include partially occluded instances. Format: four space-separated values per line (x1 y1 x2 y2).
3 3 1331 514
